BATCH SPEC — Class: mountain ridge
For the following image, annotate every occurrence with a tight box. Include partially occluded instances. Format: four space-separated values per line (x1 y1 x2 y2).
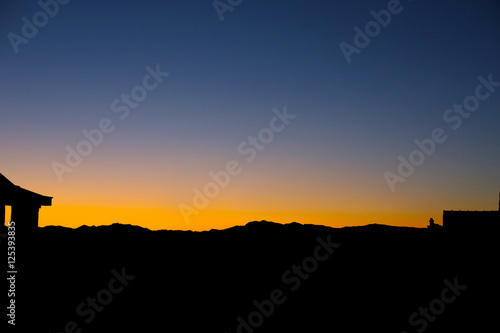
38 220 428 233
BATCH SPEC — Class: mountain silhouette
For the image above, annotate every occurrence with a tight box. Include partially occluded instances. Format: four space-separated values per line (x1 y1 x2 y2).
11 220 498 332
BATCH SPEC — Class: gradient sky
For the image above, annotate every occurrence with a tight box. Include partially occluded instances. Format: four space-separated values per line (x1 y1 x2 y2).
1 0 499 231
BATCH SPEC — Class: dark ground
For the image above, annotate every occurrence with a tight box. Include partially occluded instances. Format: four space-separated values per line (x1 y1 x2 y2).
7 220 499 332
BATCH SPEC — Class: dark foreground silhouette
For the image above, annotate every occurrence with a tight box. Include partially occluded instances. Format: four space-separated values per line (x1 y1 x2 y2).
9 221 499 332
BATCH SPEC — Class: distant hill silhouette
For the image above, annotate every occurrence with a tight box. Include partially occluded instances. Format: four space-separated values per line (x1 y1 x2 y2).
11 220 498 332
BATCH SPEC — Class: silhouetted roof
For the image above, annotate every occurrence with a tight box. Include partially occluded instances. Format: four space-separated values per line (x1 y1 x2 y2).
0 173 14 188
0 173 52 206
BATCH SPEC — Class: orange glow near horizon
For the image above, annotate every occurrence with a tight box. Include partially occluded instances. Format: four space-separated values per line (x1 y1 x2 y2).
2 157 497 232
39 205 436 231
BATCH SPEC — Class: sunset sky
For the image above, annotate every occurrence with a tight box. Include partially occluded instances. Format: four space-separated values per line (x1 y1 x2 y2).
1 0 499 231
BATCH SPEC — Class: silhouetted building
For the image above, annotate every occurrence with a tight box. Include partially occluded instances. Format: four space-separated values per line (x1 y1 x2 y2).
0 173 52 231
427 217 441 229
443 193 500 231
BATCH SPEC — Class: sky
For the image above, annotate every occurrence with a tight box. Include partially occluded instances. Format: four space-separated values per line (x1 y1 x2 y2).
1 0 499 231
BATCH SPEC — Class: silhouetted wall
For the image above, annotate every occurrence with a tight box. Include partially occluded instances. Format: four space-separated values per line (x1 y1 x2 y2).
11 204 41 231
